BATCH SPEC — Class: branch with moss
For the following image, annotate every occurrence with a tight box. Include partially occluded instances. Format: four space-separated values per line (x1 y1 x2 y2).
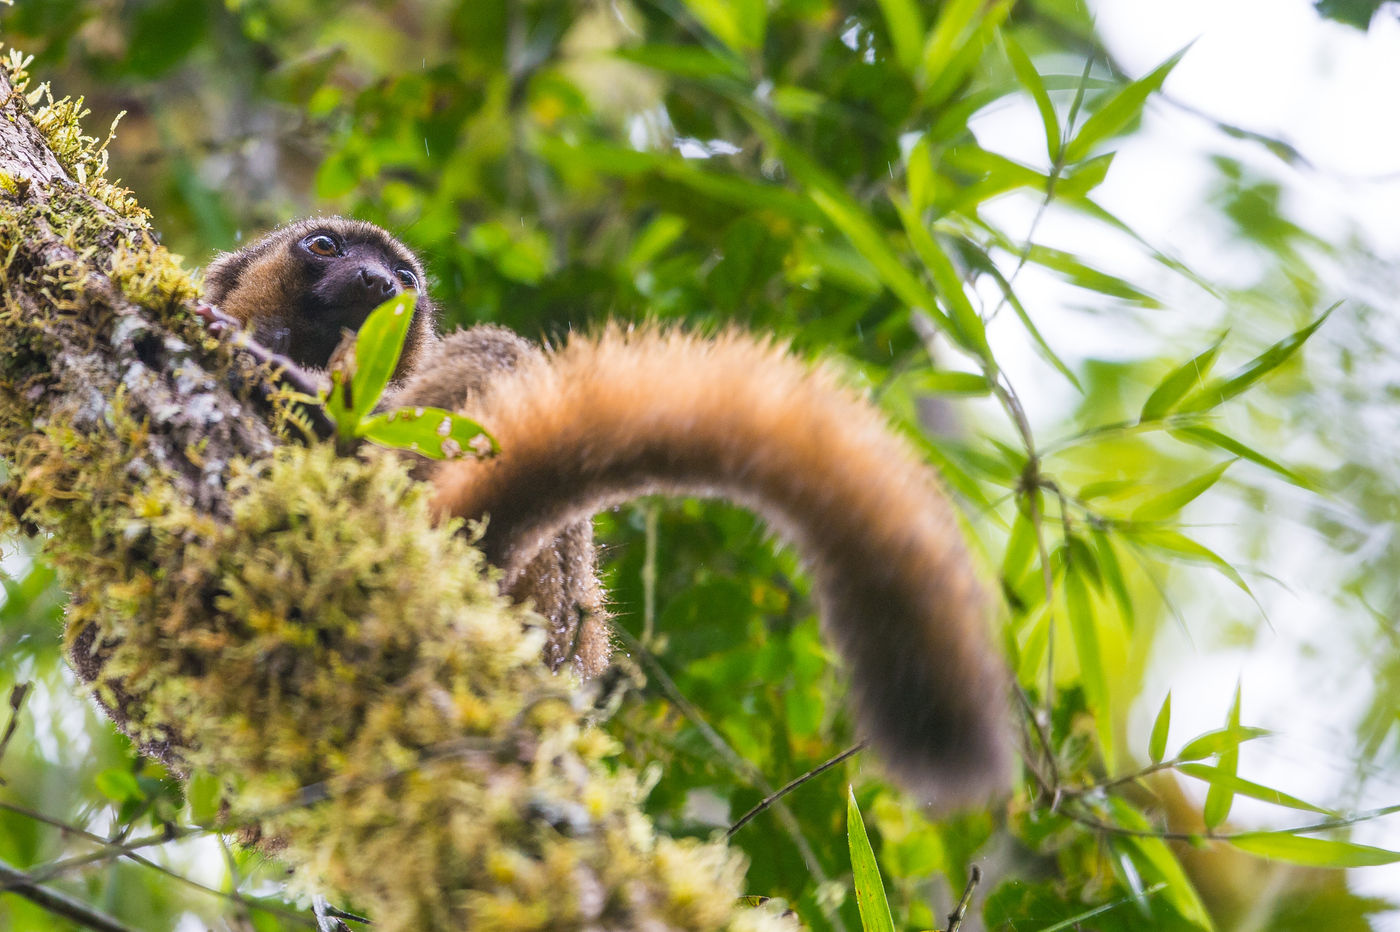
0 53 795 932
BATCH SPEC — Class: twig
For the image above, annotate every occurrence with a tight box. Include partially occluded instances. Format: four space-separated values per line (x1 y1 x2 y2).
727 743 867 839
0 682 30 780
944 864 980 932
0 856 136 932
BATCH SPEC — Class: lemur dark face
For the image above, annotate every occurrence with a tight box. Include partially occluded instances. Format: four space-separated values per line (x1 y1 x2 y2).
203 217 437 374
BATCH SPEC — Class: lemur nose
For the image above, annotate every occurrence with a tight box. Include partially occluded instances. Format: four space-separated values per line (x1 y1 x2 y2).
359 267 397 299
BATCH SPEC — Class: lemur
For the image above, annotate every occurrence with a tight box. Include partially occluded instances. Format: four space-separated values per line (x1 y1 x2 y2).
201 216 1010 806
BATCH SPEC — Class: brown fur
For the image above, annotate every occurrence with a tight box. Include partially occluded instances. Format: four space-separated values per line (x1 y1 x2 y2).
205 219 1012 805
427 327 1010 806
391 327 612 676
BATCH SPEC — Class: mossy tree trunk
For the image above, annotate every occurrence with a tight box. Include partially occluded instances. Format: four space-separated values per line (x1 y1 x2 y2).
0 60 792 932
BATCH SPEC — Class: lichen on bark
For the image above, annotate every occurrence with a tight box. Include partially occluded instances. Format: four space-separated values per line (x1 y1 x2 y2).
0 52 797 932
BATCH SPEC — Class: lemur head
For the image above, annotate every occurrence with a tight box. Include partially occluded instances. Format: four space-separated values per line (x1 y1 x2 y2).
203 216 438 374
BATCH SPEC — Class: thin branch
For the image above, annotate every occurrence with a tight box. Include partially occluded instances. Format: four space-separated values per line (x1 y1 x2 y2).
726 743 867 839
0 856 137 932
0 682 30 780
944 864 980 932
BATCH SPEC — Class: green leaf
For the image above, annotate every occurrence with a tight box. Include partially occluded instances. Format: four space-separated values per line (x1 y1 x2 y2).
1131 528 1252 597
1090 529 1133 625
1065 566 1113 767
1176 725 1271 762
682 0 767 51
1109 798 1214 929
1198 682 1243 828
614 44 745 80
1027 245 1160 305
1170 425 1317 492
921 0 982 83
892 197 991 361
874 0 926 73
1148 692 1171 764
846 787 895 932
1228 832 1400 868
534 137 825 225
1178 305 1337 414
1057 152 1115 197
1001 509 1036 587
1205 685 1242 833
1178 763 1333 816
797 182 954 340
1002 32 1060 161
1078 478 1140 501
95 768 145 804
1140 334 1227 422
914 370 992 395
1131 459 1233 522
922 0 1012 107
358 407 496 460
351 291 419 421
1064 46 1189 163
905 133 937 213
186 770 222 827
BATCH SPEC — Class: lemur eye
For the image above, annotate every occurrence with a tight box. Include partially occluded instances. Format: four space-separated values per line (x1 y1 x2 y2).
395 268 419 290
302 234 341 257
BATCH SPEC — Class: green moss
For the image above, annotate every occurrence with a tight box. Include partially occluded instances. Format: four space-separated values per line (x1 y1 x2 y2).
3 49 149 224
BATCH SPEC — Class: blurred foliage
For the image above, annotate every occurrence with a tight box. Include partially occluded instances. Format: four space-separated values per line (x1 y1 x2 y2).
1 0 1399 930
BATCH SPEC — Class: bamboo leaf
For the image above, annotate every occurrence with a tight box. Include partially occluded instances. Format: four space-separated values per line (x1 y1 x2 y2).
893 198 991 360
1148 692 1171 764
1203 684 1242 831
1064 46 1189 163
1027 244 1160 305
811 188 950 335
1178 763 1334 816
1057 152 1115 197
1001 509 1036 588
1178 305 1337 414
1170 426 1317 492
1090 528 1133 625
1140 334 1227 422
1108 798 1214 929
846 788 895 932
914 370 991 395
1079 478 1140 501
1002 32 1060 160
614 44 745 79
1066 566 1113 767
1228 832 1400 868
874 0 925 73
681 0 766 52
1177 725 1271 762
924 0 1012 107
1132 528 1252 597
1131 460 1234 522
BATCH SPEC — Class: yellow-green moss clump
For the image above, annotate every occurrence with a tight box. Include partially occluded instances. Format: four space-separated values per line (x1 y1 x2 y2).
0 49 799 932
66 442 795 930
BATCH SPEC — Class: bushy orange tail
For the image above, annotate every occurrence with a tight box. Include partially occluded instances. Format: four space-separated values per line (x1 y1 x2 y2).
431 326 1010 806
